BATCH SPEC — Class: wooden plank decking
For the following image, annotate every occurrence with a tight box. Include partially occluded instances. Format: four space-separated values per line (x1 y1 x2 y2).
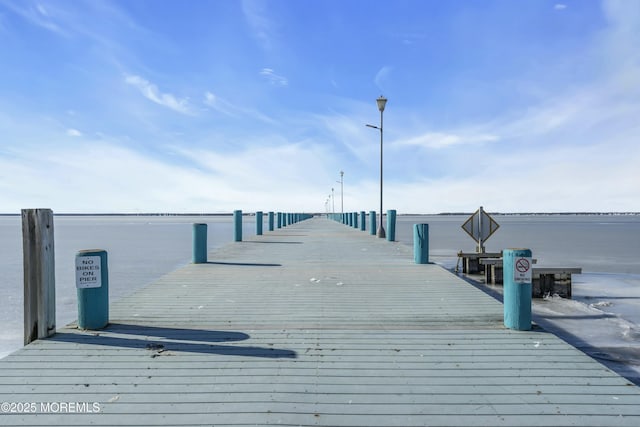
1 217 640 426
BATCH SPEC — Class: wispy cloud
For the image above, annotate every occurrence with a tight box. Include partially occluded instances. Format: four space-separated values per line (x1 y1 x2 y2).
0 1 69 36
242 0 275 51
124 74 193 115
396 132 499 150
374 66 392 91
260 68 288 86
554 4 567 11
203 91 275 124
66 128 82 137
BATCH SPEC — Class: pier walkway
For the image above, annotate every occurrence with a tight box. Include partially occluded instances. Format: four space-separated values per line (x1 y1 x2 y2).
1 217 640 426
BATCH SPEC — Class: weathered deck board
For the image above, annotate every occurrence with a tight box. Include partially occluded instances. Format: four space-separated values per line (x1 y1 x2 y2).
1 217 639 426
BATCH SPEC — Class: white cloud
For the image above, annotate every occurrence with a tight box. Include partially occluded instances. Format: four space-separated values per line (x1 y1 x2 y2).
259 68 288 86
242 0 275 51
203 91 275 124
124 74 193 115
554 4 567 10
66 128 82 137
396 132 499 150
374 66 392 91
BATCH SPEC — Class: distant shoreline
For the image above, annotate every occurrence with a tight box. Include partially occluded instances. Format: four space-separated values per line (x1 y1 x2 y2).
1 212 639 217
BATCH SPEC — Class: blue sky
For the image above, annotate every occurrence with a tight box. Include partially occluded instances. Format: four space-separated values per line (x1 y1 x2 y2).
0 0 638 213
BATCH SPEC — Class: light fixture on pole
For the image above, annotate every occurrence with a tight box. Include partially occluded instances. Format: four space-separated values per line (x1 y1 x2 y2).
331 187 335 214
337 171 344 214
366 95 387 238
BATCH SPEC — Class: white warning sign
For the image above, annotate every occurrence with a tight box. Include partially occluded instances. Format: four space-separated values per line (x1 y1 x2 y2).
76 256 102 289
513 256 532 284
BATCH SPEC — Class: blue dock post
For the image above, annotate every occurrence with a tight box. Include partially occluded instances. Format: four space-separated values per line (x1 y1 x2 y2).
386 209 397 241
76 249 109 330
192 223 207 263
353 212 358 229
360 211 366 231
503 248 533 331
256 211 263 235
369 211 376 235
234 210 242 242
277 212 282 229
413 224 429 264
268 212 274 231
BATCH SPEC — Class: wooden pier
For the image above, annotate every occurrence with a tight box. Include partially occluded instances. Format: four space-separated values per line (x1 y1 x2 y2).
1 217 640 426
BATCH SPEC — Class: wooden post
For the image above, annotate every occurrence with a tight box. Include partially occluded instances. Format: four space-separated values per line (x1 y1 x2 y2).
369 211 376 235
192 223 207 263
503 248 533 331
234 210 242 242
268 211 275 231
386 209 397 242
22 208 56 345
413 224 429 264
256 211 263 235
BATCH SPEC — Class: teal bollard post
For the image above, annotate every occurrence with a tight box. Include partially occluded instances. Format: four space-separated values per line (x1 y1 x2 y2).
413 224 429 264
353 212 358 229
234 210 242 242
503 248 533 331
76 249 109 330
277 212 282 228
268 212 274 231
192 223 207 263
386 209 397 241
369 211 376 235
256 211 263 235
360 211 366 231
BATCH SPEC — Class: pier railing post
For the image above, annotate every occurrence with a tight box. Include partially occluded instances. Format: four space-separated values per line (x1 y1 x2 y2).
234 210 243 242
413 224 429 264
369 211 376 235
503 248 533 331
386 209 397 241
360 211 366 231
192 223 207 263
76 249 109 330
256 211 263 235
22 209 56 345
268 212 274 231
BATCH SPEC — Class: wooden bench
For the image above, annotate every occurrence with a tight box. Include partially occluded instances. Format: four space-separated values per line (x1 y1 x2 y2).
478 259 580 298
456 251 502 274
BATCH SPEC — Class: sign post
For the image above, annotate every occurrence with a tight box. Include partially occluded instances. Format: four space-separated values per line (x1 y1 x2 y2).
503 248 532 331
461 206 500 253
76 249 108 330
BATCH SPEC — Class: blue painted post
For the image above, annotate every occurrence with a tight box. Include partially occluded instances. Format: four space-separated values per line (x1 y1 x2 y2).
268 211 274 231
413 224 429 264
503 248 533 331
256 211 263 235
353 212 358 229
234 210 242 242
76 249 108 330
192 223 207 263
360 211 366 231
386 209 397 241
369 211 376 235
277 212 282 228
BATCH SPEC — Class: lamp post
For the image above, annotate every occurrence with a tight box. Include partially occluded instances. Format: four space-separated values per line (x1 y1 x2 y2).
366 95 387 238
337 171 344 214
331 187 335 214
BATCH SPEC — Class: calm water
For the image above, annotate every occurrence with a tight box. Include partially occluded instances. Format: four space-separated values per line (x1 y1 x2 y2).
1 214 639 358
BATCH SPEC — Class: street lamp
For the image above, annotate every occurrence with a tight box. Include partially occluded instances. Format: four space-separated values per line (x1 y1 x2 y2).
337 171 344 214
366 95 387 238
331 187 335 214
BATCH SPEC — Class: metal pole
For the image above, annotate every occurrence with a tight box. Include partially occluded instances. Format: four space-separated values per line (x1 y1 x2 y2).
340 171 344 215
377 108 386 238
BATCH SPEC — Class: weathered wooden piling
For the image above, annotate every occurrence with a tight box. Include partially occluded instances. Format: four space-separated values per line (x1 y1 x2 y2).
413 223 429 264
234 210 242 242
192 223 207 263
386 209 397 241
21 208 56 345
